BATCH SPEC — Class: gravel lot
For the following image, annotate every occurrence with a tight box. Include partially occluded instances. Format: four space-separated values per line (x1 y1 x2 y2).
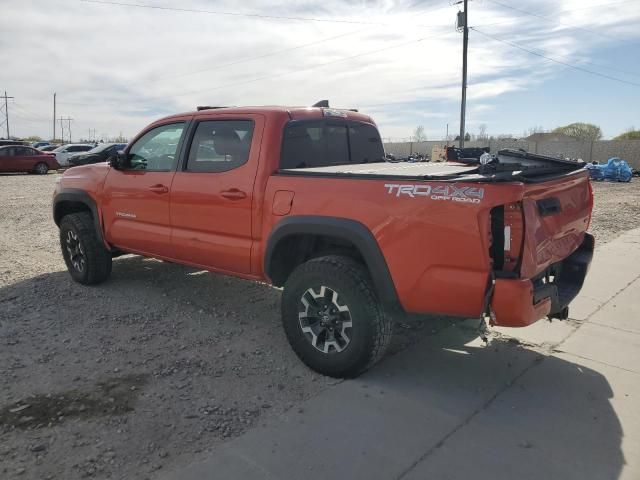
1 173 638 479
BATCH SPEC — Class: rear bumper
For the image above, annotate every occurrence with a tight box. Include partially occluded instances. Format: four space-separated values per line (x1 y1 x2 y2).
492 233 594 327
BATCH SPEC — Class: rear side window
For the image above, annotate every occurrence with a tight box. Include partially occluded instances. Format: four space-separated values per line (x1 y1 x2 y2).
280 120 382 169
16 147 33 156
186 120 254 173
349 123 384 164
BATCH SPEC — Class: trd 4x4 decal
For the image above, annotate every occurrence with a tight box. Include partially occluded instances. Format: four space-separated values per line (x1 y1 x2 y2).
384 184 484 204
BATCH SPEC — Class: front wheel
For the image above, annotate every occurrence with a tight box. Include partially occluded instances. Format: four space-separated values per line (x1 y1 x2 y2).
281 255 391 378
34 162 49 175
59 212 112 284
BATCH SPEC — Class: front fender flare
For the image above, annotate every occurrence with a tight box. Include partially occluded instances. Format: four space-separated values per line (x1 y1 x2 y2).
53 188 108 249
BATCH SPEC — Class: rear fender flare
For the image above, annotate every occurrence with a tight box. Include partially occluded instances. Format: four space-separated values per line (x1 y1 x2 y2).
265 216 402 314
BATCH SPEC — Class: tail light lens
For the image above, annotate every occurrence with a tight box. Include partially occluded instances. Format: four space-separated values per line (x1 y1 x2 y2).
586 180 594 230
490 202 524 274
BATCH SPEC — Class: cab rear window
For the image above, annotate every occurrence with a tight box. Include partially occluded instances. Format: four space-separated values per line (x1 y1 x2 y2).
280 120 384 169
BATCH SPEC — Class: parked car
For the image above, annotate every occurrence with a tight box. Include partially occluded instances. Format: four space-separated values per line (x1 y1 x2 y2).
32 141 50 149
52 144 94 166
0 139 28 147
68 143 127 167
38 144 63 152
0 145 60 174
53 103 594 378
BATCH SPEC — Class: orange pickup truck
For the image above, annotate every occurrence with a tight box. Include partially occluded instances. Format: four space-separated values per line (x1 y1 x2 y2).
53 104 594 377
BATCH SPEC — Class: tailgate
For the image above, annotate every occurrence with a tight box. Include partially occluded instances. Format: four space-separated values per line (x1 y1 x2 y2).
519 170 593 278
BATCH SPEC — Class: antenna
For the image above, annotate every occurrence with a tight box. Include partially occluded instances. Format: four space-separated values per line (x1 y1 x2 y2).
312 100 329 108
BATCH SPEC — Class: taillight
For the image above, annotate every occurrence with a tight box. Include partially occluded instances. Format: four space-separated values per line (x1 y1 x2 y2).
503 202 524 272
586 180 594 230
490 202 524 274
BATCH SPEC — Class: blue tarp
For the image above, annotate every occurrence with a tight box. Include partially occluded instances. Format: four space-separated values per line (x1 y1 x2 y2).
586 157 633 182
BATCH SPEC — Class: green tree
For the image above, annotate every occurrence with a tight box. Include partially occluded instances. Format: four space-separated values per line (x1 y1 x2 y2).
24 135 42 142
553 122 602 141
613 128 640 140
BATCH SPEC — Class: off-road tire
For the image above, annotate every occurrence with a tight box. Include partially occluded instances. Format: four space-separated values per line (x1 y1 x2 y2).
34 162 48 175
59 212 112 285
282 255 392 378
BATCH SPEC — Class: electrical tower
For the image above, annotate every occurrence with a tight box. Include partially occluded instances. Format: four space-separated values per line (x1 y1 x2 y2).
59 116 73 143
1 91 14 139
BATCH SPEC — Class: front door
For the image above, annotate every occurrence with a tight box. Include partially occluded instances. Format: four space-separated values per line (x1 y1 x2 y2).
170 115 264 274
102 121 188 258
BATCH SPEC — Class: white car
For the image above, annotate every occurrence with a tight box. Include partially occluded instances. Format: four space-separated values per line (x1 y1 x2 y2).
52 144 94 166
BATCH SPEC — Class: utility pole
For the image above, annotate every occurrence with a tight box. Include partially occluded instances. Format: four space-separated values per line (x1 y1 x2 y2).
53 93 56 141
2 91 14 139
457 0 469 148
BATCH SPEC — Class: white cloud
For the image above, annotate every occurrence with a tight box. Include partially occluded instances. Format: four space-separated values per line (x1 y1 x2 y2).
0 0 638 141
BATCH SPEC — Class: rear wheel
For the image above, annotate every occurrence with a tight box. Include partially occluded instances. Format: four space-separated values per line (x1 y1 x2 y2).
34 162 48 175
59 212 112 284
282 255 391 378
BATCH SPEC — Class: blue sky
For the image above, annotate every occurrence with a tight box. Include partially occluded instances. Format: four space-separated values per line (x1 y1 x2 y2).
1 0 639 141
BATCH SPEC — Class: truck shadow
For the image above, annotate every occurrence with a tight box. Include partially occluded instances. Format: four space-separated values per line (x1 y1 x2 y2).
356 325 625 480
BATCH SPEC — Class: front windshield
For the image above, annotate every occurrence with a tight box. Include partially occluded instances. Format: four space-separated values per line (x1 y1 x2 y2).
52 145 67 152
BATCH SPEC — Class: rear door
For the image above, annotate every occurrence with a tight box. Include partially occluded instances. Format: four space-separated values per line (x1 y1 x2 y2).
19 147 41 171
170 115 264 274
102 121 189 258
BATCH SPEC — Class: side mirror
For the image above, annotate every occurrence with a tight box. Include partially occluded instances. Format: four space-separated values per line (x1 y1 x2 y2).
110 151 128 169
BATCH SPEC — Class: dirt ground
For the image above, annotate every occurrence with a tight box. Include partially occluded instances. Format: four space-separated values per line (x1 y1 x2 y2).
1 173 638 479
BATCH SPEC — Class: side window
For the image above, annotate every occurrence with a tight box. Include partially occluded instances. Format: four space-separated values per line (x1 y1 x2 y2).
349 123 384 163
186 120 253 173
128 123 185 171
280 121 348 169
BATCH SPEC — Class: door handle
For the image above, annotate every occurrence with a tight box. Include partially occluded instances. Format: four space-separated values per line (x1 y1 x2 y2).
149 184 169 194
221 189 247 200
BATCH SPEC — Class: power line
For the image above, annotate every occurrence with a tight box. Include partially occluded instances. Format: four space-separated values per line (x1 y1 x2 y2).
63 0 453 102
60 27 372 98
472 41 640 79
140 29 457 102
471 28 640 88
80 0 451 28
62 28 456 107
484 0 621 41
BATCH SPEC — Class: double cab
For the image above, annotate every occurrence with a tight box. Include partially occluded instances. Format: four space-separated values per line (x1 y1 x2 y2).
53 104 594 377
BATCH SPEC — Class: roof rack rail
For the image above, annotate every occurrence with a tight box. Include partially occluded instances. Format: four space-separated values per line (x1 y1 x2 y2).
196 106 229 111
